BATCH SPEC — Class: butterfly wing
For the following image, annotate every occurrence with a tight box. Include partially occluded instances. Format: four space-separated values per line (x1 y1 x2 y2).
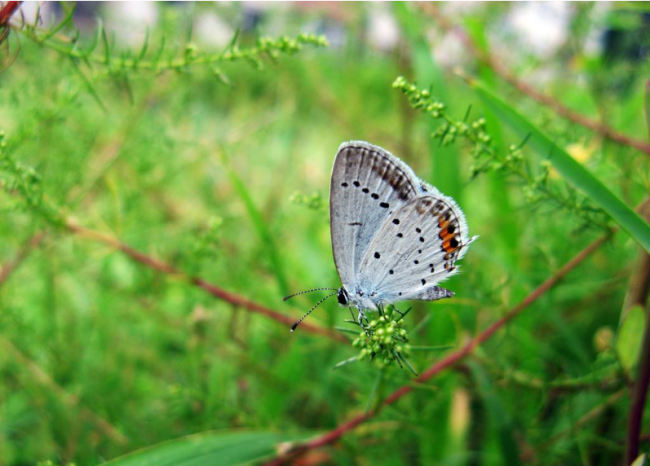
356 192 477 303
330 141 421 288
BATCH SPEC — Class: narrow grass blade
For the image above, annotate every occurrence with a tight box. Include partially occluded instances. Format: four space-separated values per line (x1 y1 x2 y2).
396 351 418 376
223 154 290 297
334 327 361 336
333 356 359 370
471 78 650 253
469 361 522 466
409 345 453 352
366 368 385 412
411 314 431 335
100 430 313 466
465 18 520 269
69 58 107 112
40 2 76 41
393 2 462 200
395 306 412 322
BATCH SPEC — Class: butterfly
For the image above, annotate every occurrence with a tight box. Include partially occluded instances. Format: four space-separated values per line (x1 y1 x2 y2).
286 141 477 330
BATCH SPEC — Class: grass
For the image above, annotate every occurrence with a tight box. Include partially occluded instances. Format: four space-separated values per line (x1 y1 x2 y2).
0 2 649 466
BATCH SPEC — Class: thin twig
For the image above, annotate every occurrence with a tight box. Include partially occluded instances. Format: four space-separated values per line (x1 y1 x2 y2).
65 219 347 343
419 3 650 157
262 233 612 465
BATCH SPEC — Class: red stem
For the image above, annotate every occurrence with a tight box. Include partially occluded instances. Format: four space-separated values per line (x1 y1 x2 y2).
0 1 20 27
263 234 610 465
625 314 650 464
65 220 347 343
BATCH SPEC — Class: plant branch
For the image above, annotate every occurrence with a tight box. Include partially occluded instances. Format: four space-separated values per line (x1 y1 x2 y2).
419 3 650 157
263 232 612 465
64 219 347 343
625 306 650 464
14 21 328 74
624 193 650 464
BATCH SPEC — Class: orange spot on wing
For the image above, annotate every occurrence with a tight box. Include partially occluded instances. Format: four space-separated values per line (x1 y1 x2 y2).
441 231 454 242
442 239 458 253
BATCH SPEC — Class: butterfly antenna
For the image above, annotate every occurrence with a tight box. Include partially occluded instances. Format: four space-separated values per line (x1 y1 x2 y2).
283 287 337 302
291 292 337 332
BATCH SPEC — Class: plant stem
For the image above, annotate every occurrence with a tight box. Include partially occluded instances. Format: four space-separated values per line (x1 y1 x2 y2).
625 314 650 464
65 219 347 343
419 3 650 158
262 232 612 465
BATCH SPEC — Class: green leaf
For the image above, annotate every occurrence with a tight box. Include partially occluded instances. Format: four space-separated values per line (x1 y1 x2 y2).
631 453 647 466
469 362 522 466
393 2 462 201
409 345 453 352
99 430 311 466
470 79 650 253
222 152 290 297
616 305 646 371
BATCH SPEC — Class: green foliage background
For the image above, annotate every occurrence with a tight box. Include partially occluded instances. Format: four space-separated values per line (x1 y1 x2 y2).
0 2 649 465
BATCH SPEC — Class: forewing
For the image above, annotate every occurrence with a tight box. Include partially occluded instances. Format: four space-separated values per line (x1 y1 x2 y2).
330 141 420 287
357 194 477 302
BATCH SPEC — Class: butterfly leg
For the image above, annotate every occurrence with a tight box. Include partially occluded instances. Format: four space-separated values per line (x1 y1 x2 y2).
357 307 375 334
347 307 371 335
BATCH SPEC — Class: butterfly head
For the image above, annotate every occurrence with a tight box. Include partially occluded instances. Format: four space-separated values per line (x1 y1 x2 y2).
337 287 349 305
337 286 379 311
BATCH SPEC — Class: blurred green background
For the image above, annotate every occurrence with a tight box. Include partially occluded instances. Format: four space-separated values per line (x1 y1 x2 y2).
0 2 649 465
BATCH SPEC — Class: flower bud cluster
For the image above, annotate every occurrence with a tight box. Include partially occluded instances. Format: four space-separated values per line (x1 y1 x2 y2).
352 308 411 369
392 77 609 230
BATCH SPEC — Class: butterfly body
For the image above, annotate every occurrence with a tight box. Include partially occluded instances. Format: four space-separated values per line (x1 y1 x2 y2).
330 141 476 314
287 141 477 331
